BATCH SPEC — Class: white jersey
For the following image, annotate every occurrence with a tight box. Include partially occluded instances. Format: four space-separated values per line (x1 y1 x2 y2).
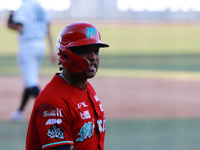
13 0 50 42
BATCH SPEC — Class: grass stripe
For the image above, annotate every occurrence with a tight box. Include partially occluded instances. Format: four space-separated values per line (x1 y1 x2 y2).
97 69 200 80
1 119 200 150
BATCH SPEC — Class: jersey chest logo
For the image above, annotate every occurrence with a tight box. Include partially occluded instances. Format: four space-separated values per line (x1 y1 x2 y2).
76 117 106 142
76 102 88 109
76 120 95 142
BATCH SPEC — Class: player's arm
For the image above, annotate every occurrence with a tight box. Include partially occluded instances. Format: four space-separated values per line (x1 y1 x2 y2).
7 11 23 33
47 23 57 63
45 145 76 150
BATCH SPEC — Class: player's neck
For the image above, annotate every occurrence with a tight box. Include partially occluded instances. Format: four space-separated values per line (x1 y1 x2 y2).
61 72 87 90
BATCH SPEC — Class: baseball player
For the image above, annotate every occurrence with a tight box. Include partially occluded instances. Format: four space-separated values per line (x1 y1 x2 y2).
7 0 56 122
26 22 109 150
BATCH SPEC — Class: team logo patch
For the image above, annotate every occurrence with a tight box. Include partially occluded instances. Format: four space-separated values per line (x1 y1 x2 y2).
47 125 64 139
45 119 62 125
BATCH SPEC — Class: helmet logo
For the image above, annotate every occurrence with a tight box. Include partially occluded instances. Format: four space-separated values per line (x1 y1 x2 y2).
85 27 96 39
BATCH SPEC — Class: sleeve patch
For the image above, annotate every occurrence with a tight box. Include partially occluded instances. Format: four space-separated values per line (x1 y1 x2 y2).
47 125 64 139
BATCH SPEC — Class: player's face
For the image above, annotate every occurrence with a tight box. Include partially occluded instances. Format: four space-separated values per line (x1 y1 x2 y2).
71 45 100 78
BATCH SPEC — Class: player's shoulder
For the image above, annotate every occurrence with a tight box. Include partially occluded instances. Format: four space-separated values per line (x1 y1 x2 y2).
34 75 60 97
87 81 95 91
36 74 72 102
86 81 93 88
22 0 45 11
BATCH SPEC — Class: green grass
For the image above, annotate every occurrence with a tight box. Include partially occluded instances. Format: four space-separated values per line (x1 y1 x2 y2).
1 119 200 150
2 23 200 78
2 23 200 55
99 23 200 55
0 122 28 150
1 53 200 77
100 54 200 72
105 119 200 150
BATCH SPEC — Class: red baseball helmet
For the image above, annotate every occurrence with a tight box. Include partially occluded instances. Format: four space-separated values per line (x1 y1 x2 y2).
57 22 109 73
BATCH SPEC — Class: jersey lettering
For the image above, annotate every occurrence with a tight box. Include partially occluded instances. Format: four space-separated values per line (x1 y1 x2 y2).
97 118 106 132
80 110 91 120
34 6 44 22
94 94 99 102
76 102 88 109
99 104 104 112
76 121 95 142
43 108 63 117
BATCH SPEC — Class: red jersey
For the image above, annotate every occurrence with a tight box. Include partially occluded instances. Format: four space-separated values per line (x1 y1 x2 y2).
26 73 106 150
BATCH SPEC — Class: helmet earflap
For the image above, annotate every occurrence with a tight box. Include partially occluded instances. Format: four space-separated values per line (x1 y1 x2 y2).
57 45 90 73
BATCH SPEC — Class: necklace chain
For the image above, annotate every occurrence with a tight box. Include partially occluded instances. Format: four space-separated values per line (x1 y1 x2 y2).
60 73 70 85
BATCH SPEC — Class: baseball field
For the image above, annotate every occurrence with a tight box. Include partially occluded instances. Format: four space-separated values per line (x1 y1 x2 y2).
1 22 200 150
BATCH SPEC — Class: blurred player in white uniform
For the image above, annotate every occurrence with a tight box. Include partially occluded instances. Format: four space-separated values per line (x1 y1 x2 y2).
7 0 56 122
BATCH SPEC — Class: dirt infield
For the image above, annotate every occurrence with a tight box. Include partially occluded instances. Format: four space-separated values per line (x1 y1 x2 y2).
1 76 200 121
